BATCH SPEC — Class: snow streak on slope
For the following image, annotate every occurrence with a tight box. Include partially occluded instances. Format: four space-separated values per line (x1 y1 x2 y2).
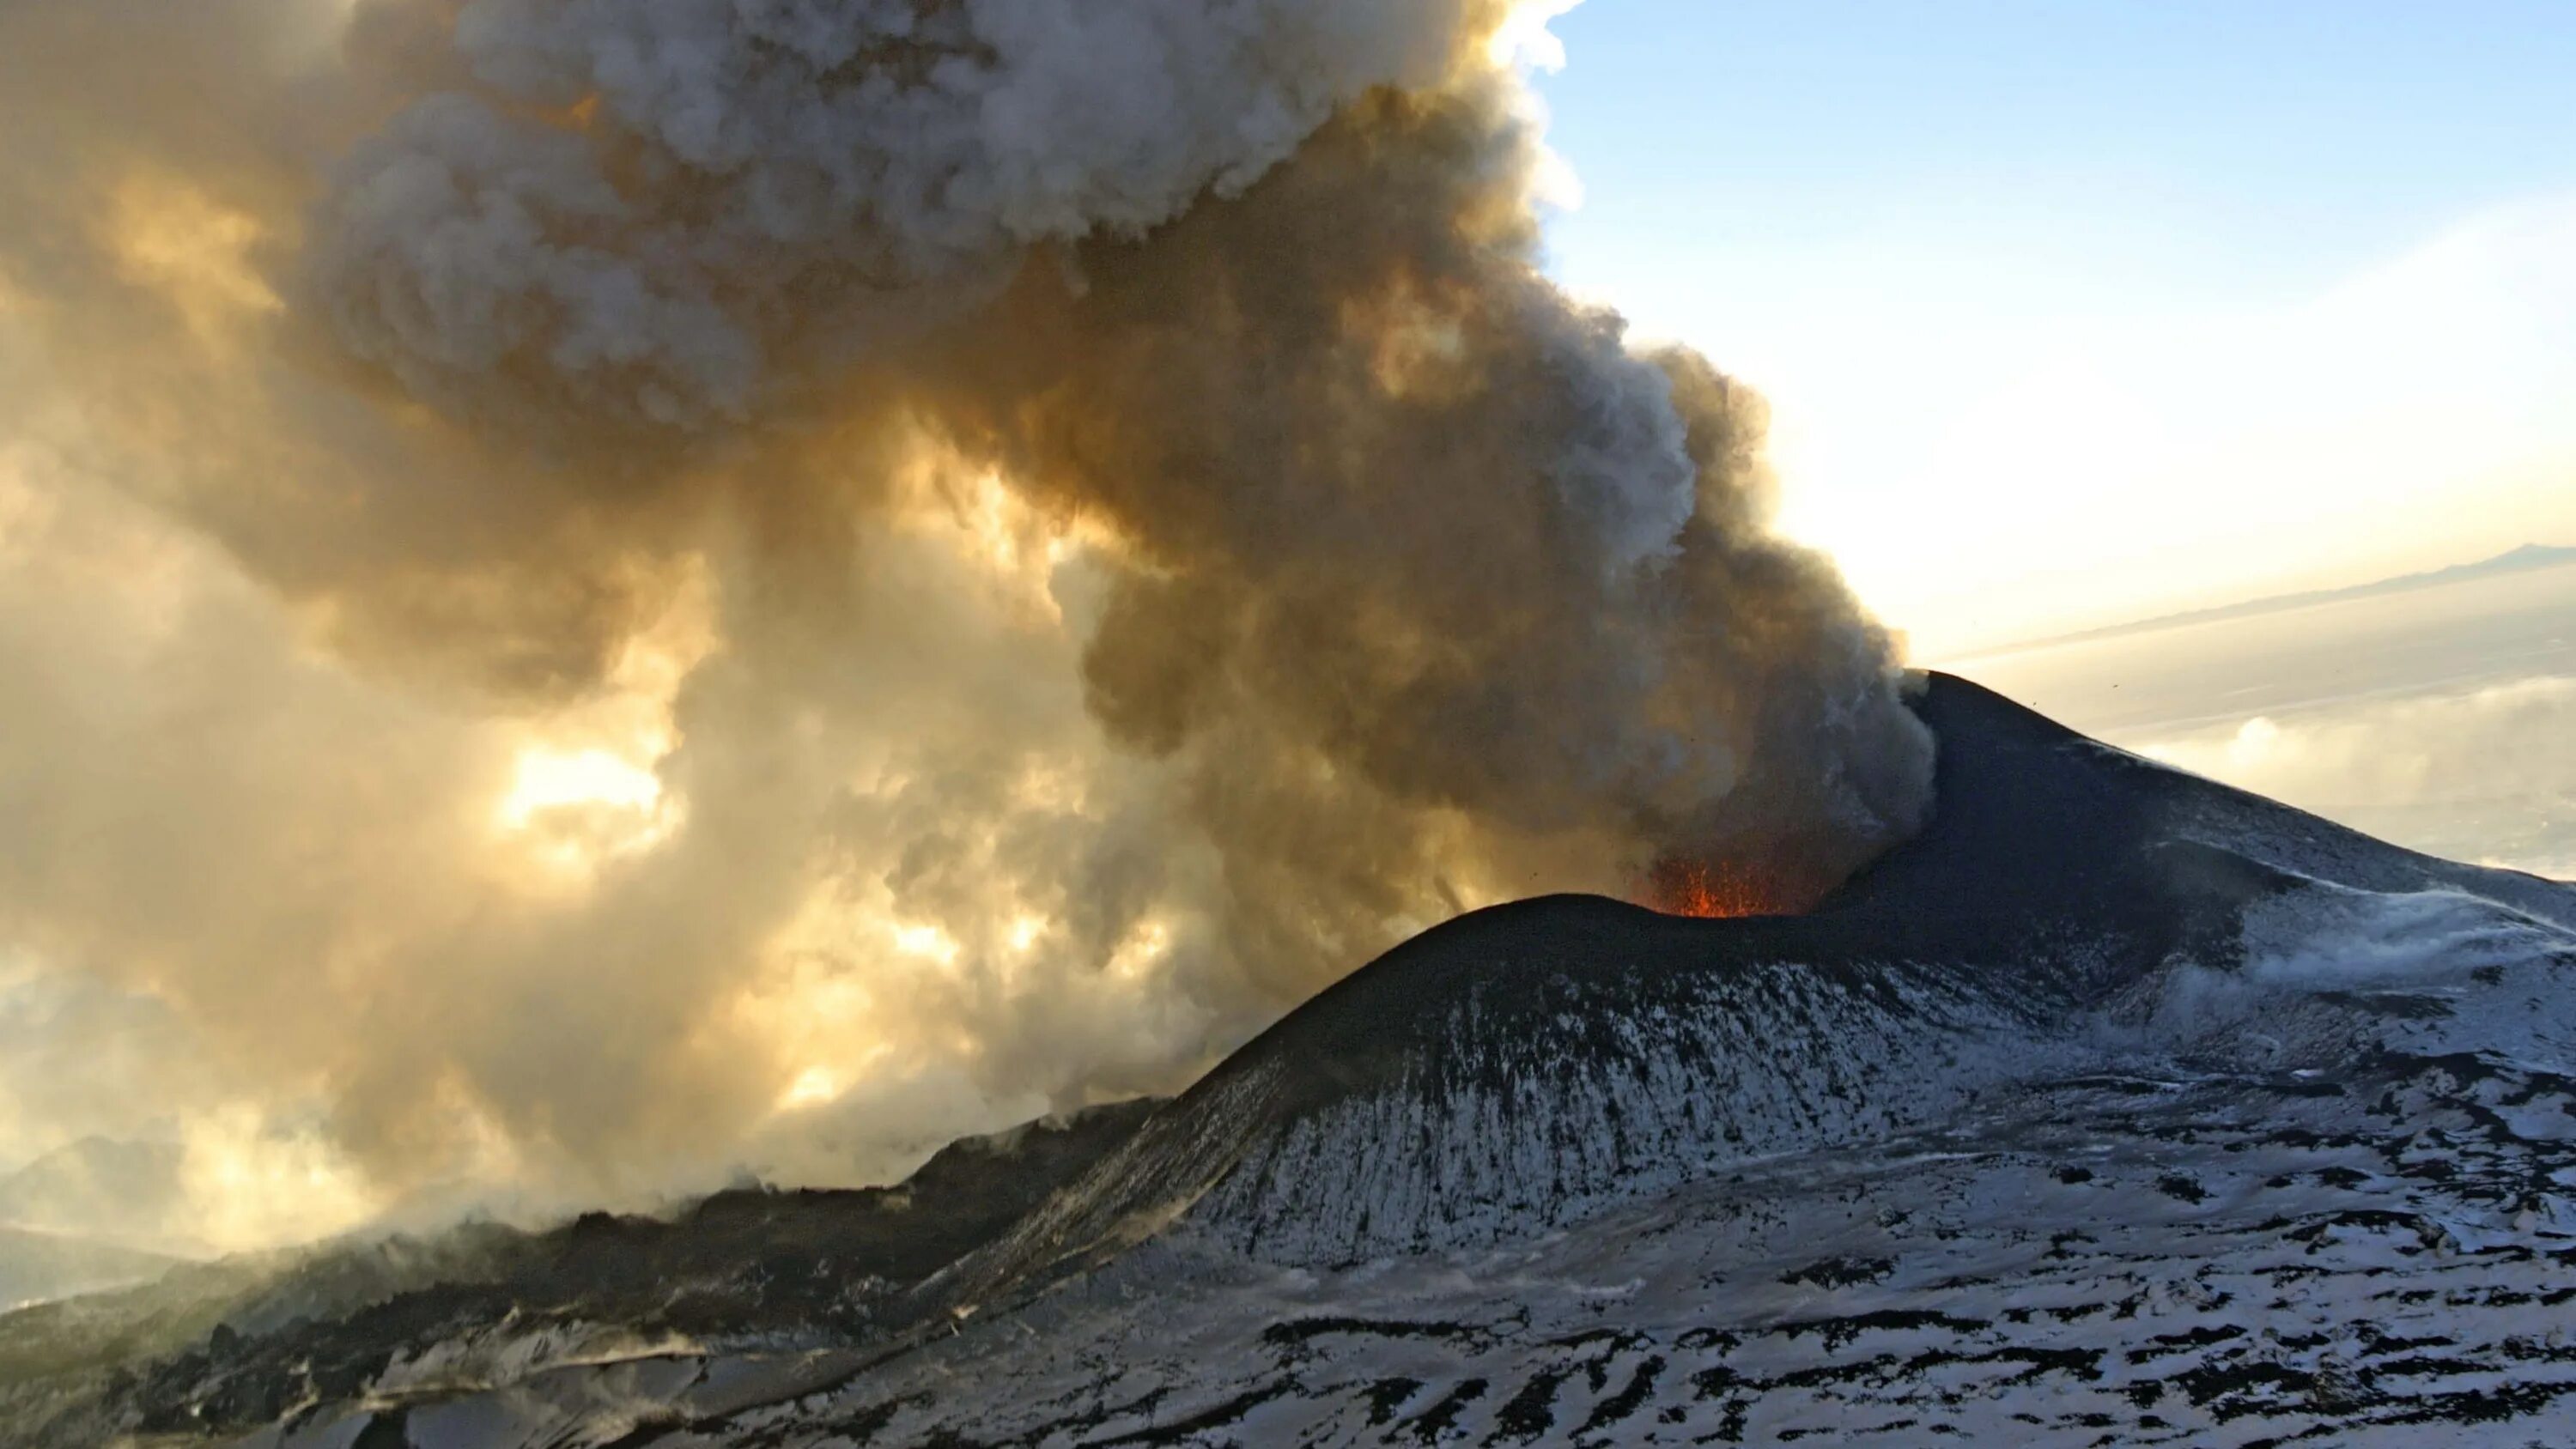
1156 957 2055 1264
945 903 2081 1291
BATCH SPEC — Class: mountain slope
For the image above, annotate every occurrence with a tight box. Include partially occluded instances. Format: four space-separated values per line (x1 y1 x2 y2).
0 1100 1158 1446
0 1137 187 1252
937 672 2572 1296
15 673 2576 1446
0 1228 179 1312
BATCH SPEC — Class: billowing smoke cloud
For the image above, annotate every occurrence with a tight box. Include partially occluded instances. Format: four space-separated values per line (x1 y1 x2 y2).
0 0 1929 1238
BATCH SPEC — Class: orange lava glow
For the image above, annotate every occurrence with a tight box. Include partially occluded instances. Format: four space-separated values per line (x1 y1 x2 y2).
1642 858 1783 919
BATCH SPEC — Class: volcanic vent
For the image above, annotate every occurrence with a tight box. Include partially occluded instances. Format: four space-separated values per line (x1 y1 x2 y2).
1641 856 1799 919
932 672 2576 1291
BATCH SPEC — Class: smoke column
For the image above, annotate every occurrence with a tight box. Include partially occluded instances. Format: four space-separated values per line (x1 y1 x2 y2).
0 0 1929 1236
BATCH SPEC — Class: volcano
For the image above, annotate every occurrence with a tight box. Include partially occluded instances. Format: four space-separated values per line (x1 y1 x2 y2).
11 673 2576 1446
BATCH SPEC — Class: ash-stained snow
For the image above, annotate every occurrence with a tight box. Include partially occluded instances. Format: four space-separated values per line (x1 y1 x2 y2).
234 1035 2576 1446
15 675 2576 1446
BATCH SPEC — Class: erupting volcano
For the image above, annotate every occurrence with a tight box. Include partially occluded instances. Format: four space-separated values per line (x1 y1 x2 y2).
9 1 2576 1445
21 675 2576 1448
0 0 1941 1214
1641 857 1792 919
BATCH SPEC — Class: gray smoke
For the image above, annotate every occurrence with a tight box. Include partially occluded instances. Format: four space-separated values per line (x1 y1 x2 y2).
312 0 1475 434
0 0 1929 1236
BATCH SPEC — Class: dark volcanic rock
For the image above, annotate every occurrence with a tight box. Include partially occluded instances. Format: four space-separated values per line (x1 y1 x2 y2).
0 1099 1157 1446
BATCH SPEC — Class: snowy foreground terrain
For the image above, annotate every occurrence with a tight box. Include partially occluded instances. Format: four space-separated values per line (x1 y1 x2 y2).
7 673 2576 1446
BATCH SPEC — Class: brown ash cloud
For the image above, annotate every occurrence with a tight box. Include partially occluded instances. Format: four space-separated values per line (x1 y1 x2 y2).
0 0 1927 1231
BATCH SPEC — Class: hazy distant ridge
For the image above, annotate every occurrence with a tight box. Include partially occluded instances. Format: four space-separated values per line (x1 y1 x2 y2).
0 1228 179 1310
1997 543 2575 653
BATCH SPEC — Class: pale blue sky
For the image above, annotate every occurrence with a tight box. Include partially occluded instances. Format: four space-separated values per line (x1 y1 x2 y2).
1529 3 2576 655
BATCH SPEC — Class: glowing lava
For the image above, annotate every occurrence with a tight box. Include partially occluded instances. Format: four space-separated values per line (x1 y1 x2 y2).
1642 858 1782 919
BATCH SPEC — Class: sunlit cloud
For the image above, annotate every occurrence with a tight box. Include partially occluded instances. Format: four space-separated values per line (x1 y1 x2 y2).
2135 674 2576 881
890 922 963 966
498 748 663 828
103 173 279 348
778 1065 841 1111
178 1107 380 1255
1490 0 1586 72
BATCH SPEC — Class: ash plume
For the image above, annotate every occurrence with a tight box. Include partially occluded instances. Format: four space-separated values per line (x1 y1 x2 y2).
0 0 1929 1234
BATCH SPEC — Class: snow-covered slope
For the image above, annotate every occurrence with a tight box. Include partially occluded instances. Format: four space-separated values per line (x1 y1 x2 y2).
939 673 2574 1297
16 673 2576 1446
0 1101 1159 1446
